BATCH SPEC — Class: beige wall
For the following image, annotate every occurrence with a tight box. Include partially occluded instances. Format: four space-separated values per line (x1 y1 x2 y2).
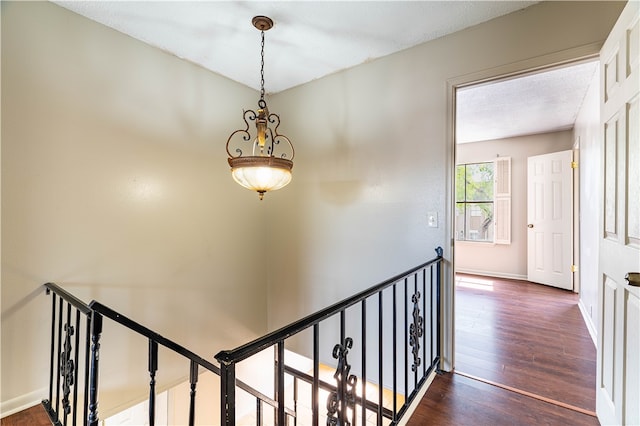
455 131 574 279
267 1 623 367
1 0 625 417
1 1 269 415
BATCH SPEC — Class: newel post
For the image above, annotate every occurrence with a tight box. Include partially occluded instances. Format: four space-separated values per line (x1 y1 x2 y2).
216 351 236 426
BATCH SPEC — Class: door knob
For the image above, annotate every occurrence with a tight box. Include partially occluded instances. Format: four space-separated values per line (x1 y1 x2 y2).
625 273 640 287
527 224 534 228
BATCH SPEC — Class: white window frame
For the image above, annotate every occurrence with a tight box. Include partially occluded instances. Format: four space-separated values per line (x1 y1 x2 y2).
455 157 511 244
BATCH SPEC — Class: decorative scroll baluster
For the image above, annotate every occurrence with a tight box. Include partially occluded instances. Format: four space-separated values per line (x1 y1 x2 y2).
73 309 81 426
60 318 76 423
326 337 357 426
409 291 424 372
56 298 63 420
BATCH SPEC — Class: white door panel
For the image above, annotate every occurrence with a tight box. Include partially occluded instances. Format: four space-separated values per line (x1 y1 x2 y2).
597 2 640 425
527 150 573 290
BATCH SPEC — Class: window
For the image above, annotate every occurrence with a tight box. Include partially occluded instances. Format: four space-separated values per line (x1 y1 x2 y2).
456 162 494 242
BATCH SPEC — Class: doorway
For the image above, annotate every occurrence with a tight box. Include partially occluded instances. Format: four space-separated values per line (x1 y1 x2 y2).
451 59 600 412
454 61 597 285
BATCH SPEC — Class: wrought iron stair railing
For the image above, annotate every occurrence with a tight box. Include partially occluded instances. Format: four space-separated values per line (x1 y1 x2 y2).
41 247 443 426
42 284 294 426
42 283 93 426
215 247 443 425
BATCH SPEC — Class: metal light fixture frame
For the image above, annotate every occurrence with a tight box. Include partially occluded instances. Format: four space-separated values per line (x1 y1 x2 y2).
226 16 295 200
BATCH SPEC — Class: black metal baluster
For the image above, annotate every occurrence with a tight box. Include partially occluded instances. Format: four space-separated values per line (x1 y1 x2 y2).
83 316 91 426
340 310 345 346
429 265 434 370
48 292 56 413
220 360 236 426
339 311 347 426
88 312 102 426
148 339 158 426
361 299 367 425
55 298 63 421
422 269 427 378
392 284 397 422
293 377 298 426
256 398 262 426
188 361 198 426
275 341 285 426
377 292 383 426
436 247 443 369
72 309 81 426
312 324 319 426
404 277 409 403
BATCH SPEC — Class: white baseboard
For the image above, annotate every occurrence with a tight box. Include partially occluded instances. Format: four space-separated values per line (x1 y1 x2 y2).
0 387 46 418
397 369 438 426
455 268 528 281
578 299 597 347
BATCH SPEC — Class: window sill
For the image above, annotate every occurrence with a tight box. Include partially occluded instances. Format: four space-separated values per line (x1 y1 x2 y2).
456 240 495 246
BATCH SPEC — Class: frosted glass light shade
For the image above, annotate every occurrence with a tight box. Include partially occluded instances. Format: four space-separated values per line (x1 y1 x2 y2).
228 156 293 199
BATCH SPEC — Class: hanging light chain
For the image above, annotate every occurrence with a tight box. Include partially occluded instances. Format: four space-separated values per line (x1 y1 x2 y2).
260 29 266 101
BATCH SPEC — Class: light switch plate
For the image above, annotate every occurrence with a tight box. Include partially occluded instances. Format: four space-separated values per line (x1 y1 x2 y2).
427 211 438 228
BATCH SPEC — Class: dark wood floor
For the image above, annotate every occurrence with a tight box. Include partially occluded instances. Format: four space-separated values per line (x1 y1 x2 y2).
408 372 599 426
408 274 598 425
1 404 51 426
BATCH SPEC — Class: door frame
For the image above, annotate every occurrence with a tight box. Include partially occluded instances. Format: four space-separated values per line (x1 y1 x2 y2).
443 43 601 372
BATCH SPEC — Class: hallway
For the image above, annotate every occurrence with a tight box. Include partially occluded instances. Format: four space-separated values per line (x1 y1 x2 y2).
408 274 598 425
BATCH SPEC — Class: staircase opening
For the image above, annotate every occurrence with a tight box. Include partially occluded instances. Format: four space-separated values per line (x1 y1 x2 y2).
36 248 443 425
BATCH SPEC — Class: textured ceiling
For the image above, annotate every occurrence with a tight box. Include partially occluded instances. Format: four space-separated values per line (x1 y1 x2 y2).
52 1 538 93
456 61 599 143
51 1 596 143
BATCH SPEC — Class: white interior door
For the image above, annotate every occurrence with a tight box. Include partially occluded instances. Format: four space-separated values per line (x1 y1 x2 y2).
527 150 573 290
597 2 640 425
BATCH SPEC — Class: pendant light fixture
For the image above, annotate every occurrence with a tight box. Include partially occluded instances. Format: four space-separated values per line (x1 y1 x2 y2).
226 16 294 200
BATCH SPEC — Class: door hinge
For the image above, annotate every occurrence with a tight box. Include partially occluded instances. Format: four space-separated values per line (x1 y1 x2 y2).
571 264 578 273
571 161 578 169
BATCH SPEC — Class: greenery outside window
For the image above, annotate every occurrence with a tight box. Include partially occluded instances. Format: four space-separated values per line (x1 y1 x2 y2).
456 162 494 242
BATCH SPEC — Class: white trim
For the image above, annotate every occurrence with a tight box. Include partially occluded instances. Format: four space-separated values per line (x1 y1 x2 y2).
397 369 438 426
455 268 527 281
578 299 597 347
0 387 46 418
